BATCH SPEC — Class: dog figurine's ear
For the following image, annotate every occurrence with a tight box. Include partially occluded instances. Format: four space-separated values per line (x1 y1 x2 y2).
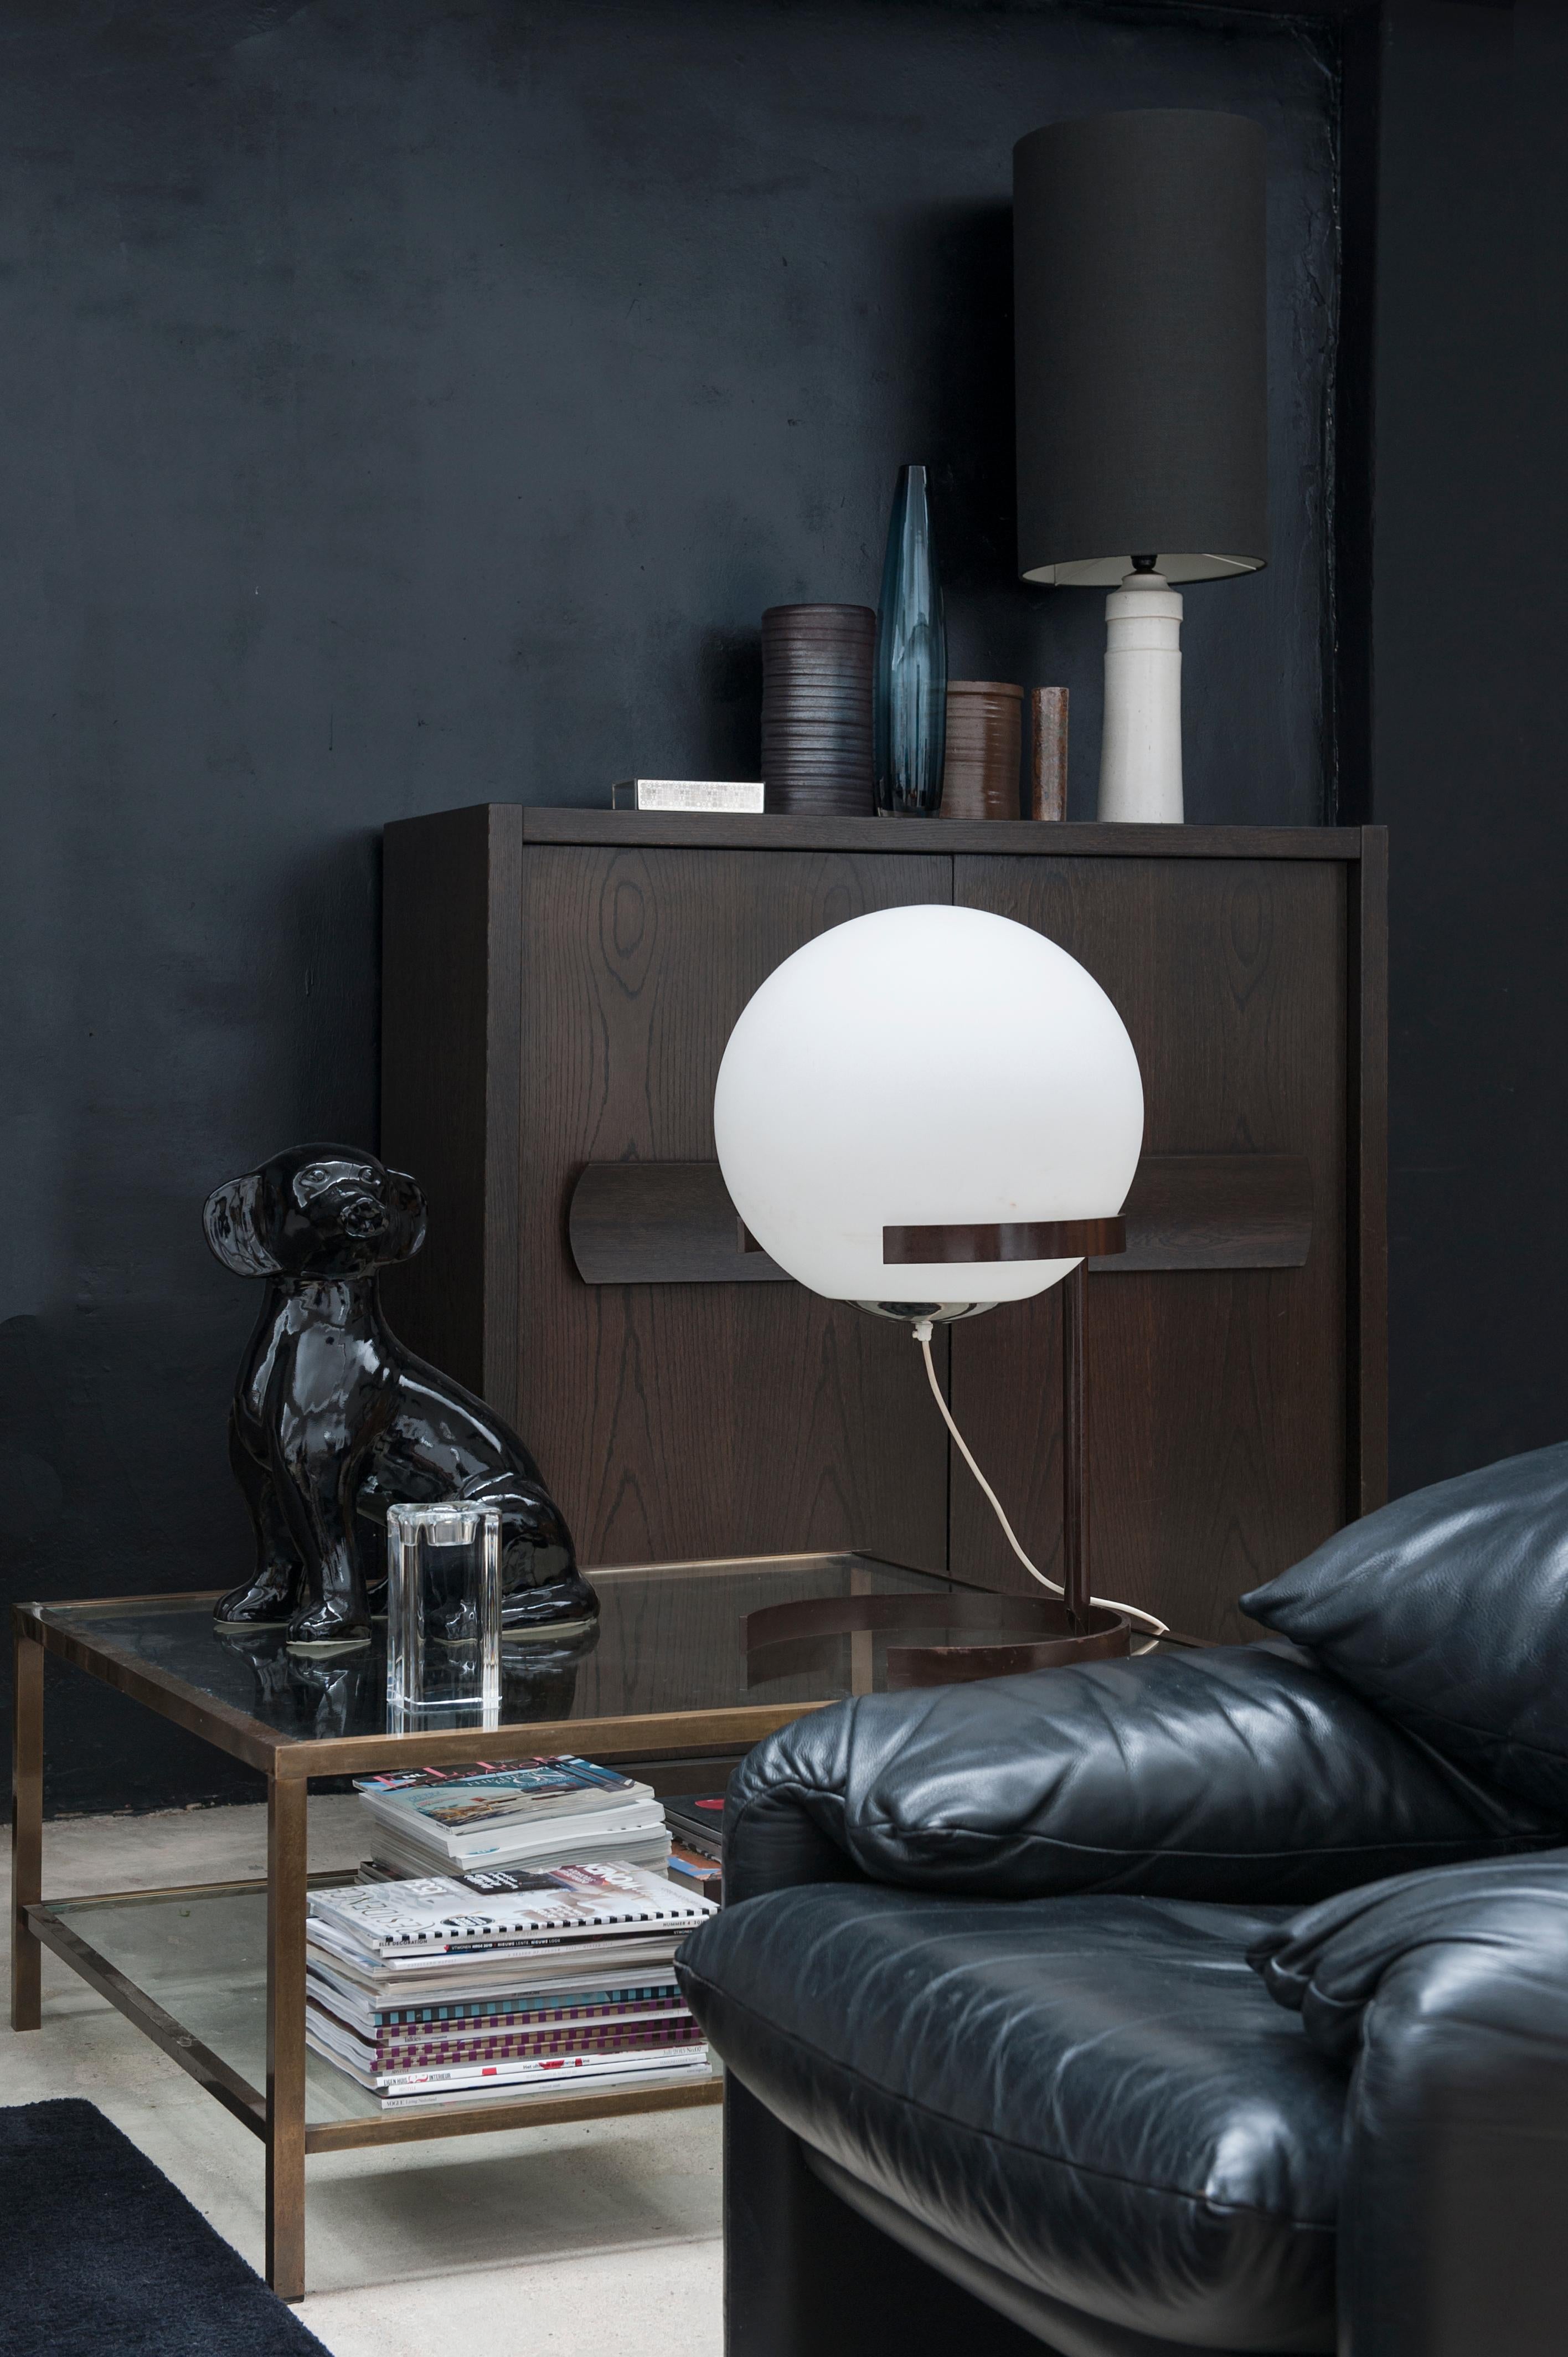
381 1169 427 1265
204 1172 281 1278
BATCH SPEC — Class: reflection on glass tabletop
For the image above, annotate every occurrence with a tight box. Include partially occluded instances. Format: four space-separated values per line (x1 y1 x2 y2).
35 1553 1014 1744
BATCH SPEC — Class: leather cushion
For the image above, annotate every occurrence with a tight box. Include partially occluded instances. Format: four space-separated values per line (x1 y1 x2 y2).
721 1643 1557 1911
678 1885 1342 2353
1249 1846 1568 2065
1241 1442 1568 1813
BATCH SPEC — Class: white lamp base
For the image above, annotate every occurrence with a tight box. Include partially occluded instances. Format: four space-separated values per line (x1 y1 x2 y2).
1097 570 1184 824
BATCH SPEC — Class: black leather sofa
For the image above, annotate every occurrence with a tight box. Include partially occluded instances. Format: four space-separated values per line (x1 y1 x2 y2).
677 1443 1568 2356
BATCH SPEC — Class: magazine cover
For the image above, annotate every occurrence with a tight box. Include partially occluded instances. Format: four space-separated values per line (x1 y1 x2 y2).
311 1993 692 2046
307 1861 715 1957
341 1985 685 2032
356 1757 644 1816
664 1793 728 1851
362 1797 666 1863
308 2007 704 2071
305 2034 711 2103
355 1753 637 1794
304 1936 688 2002
361 1820 671 1880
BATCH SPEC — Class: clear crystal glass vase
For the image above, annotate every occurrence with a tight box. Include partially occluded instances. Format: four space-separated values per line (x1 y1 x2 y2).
386 1501 501 1717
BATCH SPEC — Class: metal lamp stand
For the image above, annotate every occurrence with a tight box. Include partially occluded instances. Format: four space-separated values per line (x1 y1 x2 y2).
880 1214 1132 1670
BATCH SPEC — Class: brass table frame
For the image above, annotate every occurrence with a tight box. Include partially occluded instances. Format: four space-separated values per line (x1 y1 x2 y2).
9 1557 856 2301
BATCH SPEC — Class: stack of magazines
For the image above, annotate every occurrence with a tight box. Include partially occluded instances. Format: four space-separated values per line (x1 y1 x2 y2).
306 1861 716 2111
665 1791 726 1903
353 1756 670 1879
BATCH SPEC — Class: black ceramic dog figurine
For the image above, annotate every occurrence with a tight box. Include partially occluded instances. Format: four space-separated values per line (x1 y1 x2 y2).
205 1143 599 1652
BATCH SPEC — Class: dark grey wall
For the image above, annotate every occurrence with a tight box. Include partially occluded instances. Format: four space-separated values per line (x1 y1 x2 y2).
1371 0 1568 1493
0 0 1338 1812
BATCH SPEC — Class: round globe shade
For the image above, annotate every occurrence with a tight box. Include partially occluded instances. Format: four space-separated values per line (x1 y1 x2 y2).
713 905 1144 1308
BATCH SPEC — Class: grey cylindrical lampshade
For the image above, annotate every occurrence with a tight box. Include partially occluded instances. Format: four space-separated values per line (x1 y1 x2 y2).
1014 110 1268 587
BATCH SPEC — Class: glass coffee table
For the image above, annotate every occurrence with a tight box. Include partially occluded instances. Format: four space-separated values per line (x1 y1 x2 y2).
11 1551 981 2298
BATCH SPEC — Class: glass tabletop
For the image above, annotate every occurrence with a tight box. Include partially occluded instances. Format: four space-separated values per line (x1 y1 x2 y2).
36 1552 1014 1749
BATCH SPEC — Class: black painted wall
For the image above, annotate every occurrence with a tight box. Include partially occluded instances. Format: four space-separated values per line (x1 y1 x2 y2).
1 0 1342 1812
1371 0 1568 1490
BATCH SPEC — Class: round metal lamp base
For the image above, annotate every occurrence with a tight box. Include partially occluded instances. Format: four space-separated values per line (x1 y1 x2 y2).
884 1597 1131 1690
743 1589 1132 1695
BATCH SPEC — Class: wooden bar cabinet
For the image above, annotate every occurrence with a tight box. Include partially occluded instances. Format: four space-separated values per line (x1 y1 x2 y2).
381 810 1387 1644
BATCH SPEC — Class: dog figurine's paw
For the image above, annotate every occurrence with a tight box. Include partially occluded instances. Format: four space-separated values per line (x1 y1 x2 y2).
213 1571 297 1630
285 1594 374 1653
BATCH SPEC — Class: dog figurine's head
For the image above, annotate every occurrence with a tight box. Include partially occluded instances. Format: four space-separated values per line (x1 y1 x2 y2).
204 1144 427 1280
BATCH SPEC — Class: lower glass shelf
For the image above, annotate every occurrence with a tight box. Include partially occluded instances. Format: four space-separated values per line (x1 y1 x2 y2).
43 1883 721 2132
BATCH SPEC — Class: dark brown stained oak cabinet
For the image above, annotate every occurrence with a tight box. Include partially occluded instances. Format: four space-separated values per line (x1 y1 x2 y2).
381 807 1386 1644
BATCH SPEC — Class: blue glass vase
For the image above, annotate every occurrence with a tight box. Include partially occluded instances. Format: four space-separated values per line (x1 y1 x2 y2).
874 464 947 815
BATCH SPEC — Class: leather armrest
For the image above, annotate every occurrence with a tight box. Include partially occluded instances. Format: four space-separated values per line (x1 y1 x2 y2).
720 1778 869 1903
1253 1855 1568 2357
1250 1849 1568 2058
723 1646 1558 1908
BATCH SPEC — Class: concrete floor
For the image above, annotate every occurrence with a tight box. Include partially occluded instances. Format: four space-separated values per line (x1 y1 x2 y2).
0 1798 722 2355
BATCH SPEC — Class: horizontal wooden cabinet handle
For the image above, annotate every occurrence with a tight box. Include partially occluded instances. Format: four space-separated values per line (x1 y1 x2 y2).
566 1154 1312 1286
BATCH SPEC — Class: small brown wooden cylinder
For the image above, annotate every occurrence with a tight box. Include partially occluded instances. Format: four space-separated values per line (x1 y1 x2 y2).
941 680 1023 819
1031 686 1069 820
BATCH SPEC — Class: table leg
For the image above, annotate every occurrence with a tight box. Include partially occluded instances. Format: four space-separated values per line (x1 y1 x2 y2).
11 1618 43 2031
266 1769 308 2301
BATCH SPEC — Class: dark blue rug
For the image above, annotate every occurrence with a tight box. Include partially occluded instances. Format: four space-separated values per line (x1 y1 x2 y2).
0 2100 331 2354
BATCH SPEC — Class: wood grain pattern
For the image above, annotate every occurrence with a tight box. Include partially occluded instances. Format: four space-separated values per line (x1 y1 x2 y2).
1030 688 1069 822
569 1161 787 1283
512 808 1365 860
568 1154 1311 1282
1350 827 1390 1512
380 805 488 1395
948 856 1348 1643
378 811 1381 1649
516 847 953 1572
482 806 525 1419
1108 1154 1313 1270
381 805 525 1414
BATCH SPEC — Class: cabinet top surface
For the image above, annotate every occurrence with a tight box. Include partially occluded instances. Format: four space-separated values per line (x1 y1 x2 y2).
390 806 1379 861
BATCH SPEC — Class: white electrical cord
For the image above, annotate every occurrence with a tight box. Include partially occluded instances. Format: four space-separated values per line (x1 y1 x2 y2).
911 1318 1168 1639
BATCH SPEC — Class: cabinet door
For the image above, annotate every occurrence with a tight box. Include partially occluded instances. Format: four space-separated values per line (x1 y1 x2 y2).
950 855 1348 1642
517 845 953 1573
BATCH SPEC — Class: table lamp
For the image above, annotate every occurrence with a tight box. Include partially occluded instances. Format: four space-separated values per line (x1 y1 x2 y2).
714 904 1167 1668
1013 110 1268 822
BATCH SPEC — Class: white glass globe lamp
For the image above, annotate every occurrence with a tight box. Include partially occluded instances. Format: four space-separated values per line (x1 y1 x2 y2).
713 904 1143 1319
